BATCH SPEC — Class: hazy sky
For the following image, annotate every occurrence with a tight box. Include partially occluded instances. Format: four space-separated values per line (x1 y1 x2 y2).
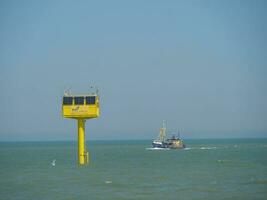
1 0 267 141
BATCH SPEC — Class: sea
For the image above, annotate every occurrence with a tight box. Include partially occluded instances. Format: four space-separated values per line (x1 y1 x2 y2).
0 139 267 200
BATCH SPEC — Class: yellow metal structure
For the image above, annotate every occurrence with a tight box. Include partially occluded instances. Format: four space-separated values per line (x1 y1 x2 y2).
78 119 87 164
62 91 100 165
62 95 100 119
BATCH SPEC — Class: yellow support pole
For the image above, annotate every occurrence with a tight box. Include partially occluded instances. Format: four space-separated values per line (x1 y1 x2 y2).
77 118 88 165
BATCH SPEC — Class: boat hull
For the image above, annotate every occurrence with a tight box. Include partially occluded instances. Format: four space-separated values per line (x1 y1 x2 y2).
152 141 185 149
152 141 167 148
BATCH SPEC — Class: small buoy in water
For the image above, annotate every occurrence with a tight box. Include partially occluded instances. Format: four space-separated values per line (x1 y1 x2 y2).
51 159 56 166
105 180 112 184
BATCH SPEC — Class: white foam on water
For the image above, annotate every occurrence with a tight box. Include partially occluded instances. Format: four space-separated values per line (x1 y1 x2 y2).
217 159 230 163
105 180 112 184
200 147 217 150
184 147 192 150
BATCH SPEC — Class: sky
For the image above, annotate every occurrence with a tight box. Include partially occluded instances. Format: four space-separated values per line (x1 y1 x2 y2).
0 0 267 141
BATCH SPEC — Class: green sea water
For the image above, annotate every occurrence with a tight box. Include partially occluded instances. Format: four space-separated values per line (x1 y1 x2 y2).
0 139 267 200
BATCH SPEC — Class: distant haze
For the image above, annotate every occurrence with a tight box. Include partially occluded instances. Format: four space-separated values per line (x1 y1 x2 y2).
1 0 267 141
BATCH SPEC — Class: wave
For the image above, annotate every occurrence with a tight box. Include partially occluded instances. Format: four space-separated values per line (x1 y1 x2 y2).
145 146 221 151
217 159 230 163
105 180 112 184
243 178 267 185
182 147 217 150
200 147 217 150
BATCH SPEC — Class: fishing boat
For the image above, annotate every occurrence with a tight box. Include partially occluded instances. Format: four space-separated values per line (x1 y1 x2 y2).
152 121 186 149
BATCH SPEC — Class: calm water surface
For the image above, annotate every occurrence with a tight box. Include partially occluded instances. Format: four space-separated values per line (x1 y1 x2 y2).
0 139 267 200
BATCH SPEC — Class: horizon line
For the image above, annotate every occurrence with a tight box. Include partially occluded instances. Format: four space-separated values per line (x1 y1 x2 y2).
1 136 267 143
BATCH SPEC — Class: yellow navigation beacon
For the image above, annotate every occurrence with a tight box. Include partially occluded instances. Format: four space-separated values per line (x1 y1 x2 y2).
62 88 100 165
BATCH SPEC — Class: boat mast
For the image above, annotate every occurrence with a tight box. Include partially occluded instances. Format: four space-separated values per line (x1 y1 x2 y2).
177 128 183 140
159 120 166 141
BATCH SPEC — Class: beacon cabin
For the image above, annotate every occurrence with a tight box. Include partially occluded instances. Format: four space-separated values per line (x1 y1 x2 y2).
62 95 100 119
